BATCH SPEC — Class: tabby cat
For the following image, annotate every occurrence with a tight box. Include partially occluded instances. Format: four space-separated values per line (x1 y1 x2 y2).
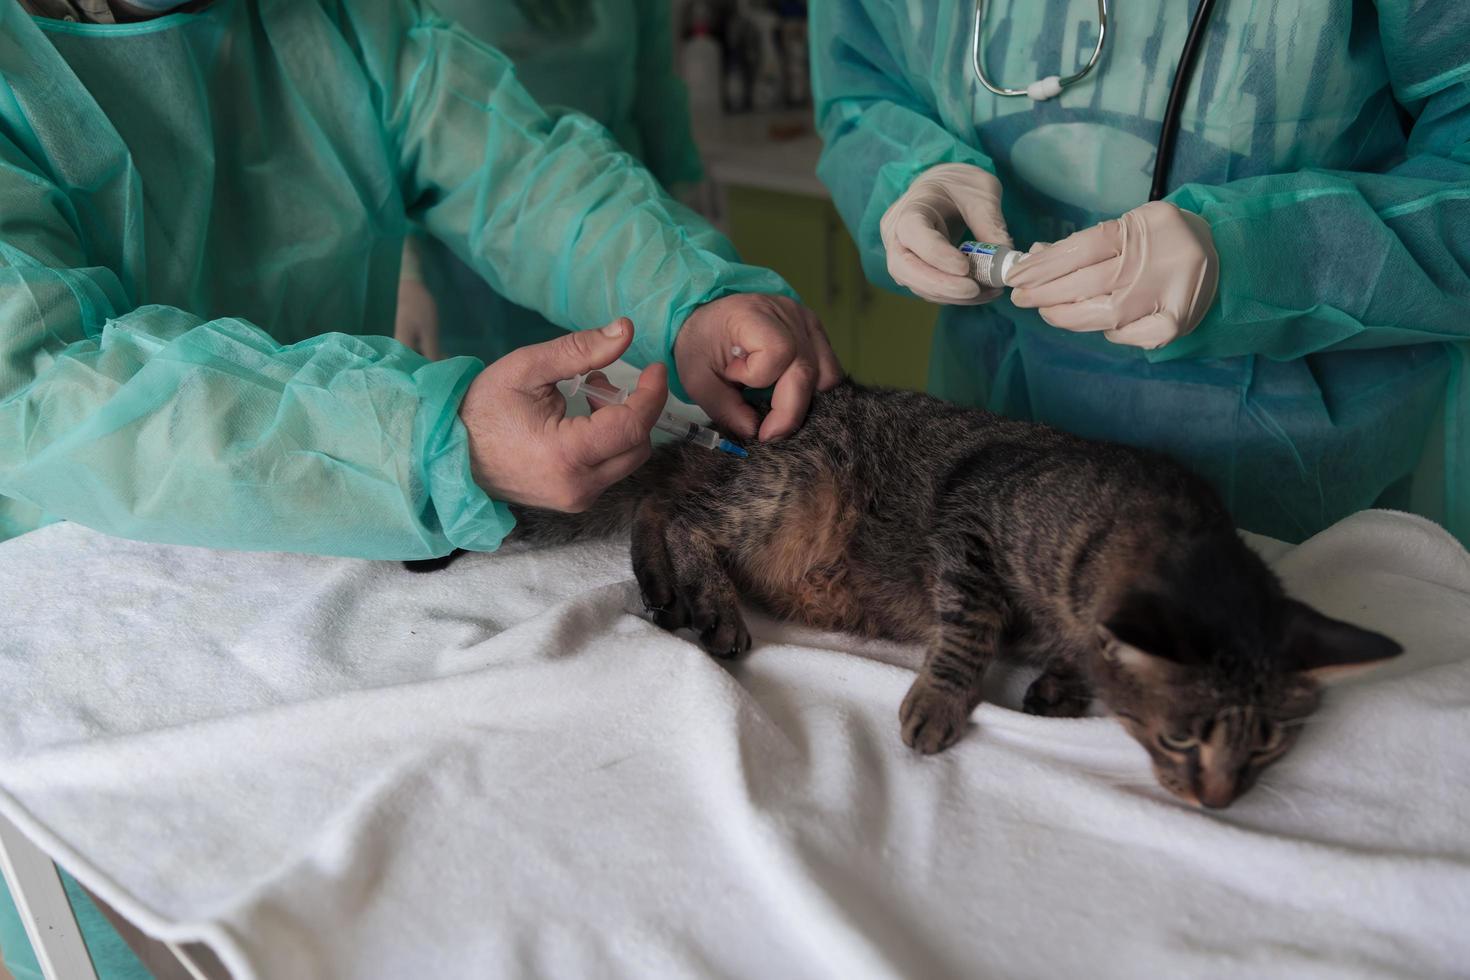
411 381 1401 809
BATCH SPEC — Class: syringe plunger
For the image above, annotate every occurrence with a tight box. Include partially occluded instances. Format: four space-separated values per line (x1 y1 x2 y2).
562 373 748 458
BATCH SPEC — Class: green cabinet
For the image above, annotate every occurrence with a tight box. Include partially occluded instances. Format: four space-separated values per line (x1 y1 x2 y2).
723 186 938 391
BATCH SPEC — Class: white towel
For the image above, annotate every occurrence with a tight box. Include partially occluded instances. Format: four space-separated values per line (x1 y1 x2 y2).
0 511 1467 979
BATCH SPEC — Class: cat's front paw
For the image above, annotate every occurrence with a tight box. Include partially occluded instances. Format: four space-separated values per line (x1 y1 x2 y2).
899 680 974 754
648 596 690 633
1022 670 1093 718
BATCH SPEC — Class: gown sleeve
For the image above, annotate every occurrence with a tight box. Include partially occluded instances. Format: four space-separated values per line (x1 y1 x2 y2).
1153 1 1470 362
810 0 1000 292
0 123 507 558
343 0 794 390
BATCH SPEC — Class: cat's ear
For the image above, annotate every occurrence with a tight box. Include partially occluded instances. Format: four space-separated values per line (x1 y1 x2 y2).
1095 630 1180 680
1098 592 1198 679
1281 599 1402 680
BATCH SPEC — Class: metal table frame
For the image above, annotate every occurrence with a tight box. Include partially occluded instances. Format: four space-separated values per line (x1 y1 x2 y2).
0 813 211 980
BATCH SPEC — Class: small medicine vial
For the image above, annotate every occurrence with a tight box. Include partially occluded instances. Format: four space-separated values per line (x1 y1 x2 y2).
959 241 1021 289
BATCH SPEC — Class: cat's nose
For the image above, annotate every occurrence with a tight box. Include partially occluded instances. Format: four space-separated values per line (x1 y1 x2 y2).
1197 777 1237 809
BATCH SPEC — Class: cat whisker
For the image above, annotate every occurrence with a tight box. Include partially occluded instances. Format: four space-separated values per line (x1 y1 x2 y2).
1074 766 1159 788
1073 764 1142 777
1109 778 1164 790
1249 778 1303 819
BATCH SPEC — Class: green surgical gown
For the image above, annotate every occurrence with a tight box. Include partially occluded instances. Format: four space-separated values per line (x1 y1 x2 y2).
0 0 791 556
412 0 708 364
435 0 703 191
813 0 1470 544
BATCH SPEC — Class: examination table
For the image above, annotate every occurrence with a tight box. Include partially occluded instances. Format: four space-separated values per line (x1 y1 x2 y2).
0 511 1467 979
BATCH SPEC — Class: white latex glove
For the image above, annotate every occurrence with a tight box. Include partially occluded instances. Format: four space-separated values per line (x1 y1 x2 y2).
1008 201 1220 350
879 163 1012 305
395 239 443 361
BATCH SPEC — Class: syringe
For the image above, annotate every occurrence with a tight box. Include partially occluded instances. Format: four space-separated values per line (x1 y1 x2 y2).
562 373 749 458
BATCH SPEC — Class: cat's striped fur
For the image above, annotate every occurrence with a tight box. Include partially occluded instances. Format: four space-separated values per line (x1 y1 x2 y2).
413 380 1399 808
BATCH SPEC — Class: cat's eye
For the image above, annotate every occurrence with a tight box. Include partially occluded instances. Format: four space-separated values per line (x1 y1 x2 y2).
1254 722 1286 754
1157 732 1197 752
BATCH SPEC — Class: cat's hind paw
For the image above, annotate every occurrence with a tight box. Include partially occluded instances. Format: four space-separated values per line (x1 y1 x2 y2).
691 602 751 660
641 575 750 660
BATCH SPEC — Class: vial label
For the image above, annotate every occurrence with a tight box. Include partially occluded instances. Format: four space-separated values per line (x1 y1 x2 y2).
959 241 1014 288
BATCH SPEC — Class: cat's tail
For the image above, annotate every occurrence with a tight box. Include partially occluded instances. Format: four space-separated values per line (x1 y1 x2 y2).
402 470 646 573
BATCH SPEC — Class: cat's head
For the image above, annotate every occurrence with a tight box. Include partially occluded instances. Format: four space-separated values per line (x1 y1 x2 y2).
1089 590 1401 809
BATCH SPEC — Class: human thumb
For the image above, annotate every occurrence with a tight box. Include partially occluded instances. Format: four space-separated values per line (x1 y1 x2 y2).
955 195 1012 248
519 317 635 388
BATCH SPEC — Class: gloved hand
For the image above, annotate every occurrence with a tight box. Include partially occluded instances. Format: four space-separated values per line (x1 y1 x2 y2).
675 293 842 442
880 163 1012 305
458 318 667 513
394 238 443 360
1008 201 1220 350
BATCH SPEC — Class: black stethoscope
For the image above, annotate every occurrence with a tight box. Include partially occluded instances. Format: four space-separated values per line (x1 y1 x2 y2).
971 0 1220 202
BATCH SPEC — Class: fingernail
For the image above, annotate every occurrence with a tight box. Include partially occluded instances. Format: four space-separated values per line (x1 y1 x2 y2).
601 321 626 338
1005 262 1048 288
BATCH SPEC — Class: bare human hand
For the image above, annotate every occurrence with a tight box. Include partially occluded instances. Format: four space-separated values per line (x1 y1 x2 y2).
458 318 668 512
674 293 841 442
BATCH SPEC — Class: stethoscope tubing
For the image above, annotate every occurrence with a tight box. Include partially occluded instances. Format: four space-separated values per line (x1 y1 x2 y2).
969 0 1220 201
970 0 1110 97
1149 0 1219 201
